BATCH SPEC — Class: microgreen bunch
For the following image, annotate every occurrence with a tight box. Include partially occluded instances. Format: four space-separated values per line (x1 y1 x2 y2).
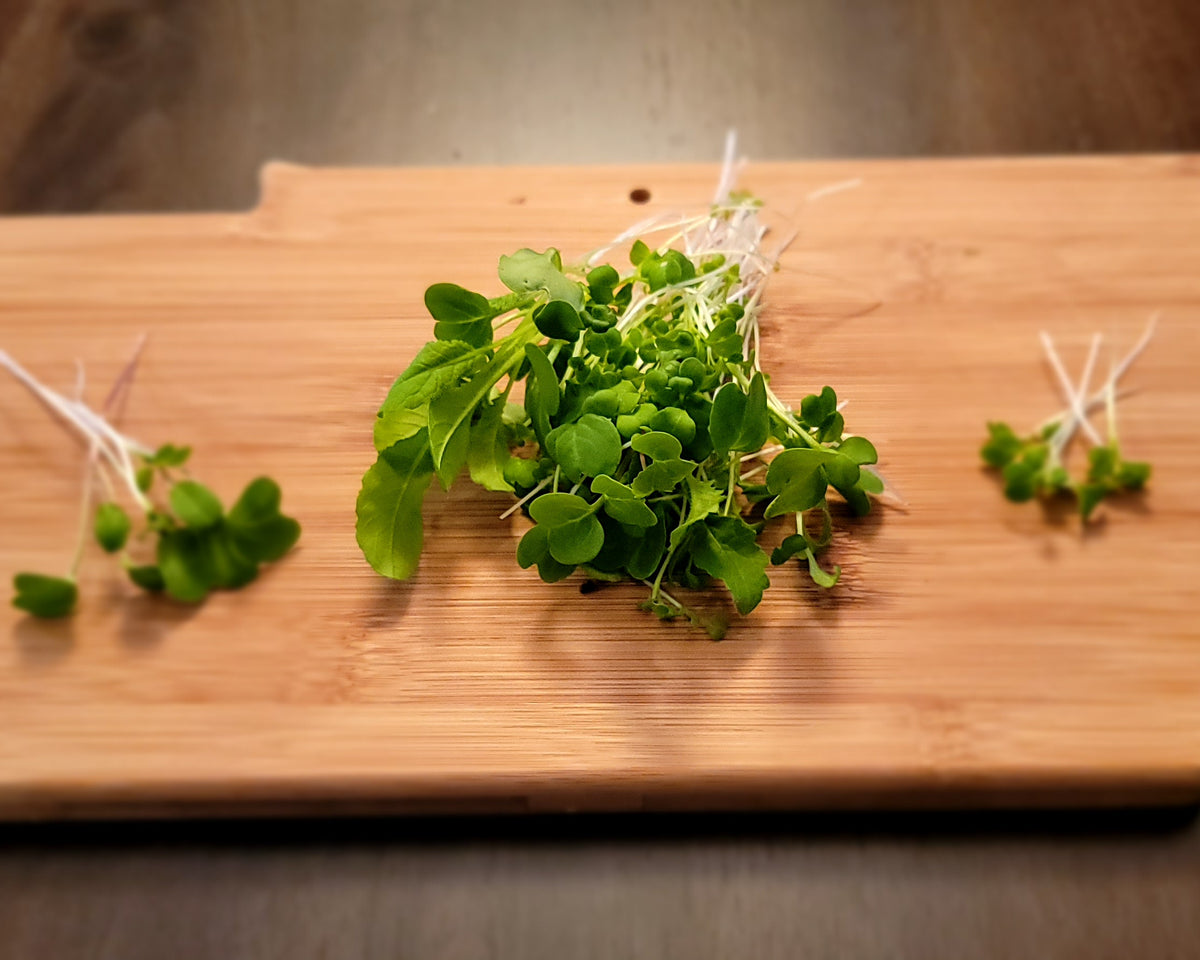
357 168 883 636
2 345 299 618
982 317 1156 521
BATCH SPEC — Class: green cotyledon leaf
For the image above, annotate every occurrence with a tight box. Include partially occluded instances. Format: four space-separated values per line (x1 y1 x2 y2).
545 414 622 483
356 430 436 580
12 572 77 618
497 248 584 311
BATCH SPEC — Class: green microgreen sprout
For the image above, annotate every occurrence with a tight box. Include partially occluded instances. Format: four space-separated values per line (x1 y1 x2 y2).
982 315 1157 522
2 340 299 618
357 135 886 637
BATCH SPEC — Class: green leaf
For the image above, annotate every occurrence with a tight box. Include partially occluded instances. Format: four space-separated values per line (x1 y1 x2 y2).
630 431 683 461
522 343 561 446
805 548 841 588
203 527 259 590
170 480 224 530
669 475 724 550
228 477 282 526
1002 461 1037 502
94 502 131 553
467 397 514 493
1087 444 1119 484
149 443 191 468
629 240 649 266
527 495 605 565
136 465 155 493
355 431 435 580
823 454 861 492
533 300 583 341
690 516 770 615
981 421 1022 469
587 264 619 304
157 530 212 603
126 564 165 593
1115 460 1151 490
545 414 622 482
230 515 301 565
375 340 483 451
764 448 829 518
497 248 584 310
226 477 300 564
428 335 531 488
527 492 596 526
838 436 877 465
800 386 837 427
626 508 667 579
709 374 768 453
515 524 575 583
425 284 494 348
591 476 657 528
631 458 696 496
770 534 807 566
857 467 885 495
1078 482 1106 520
547 516 605 565
12 572 77 618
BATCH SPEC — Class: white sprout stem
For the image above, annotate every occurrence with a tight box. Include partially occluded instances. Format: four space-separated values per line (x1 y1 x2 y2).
0 349 152 510
1035 313 1159 444
1040 331 1103 446
499 475 551 520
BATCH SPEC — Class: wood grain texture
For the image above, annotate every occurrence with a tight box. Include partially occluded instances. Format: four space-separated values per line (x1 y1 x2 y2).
1 0 1199 213
2 156 1199 818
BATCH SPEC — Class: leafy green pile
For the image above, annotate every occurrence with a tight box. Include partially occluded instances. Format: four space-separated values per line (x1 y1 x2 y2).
3 347 299 619
358 196 882 635
981 322 1155 522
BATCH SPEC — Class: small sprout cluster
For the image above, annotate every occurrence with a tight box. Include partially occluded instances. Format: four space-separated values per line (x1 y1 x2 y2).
3 347 299 619
357 187 883 636
982 320 1156 521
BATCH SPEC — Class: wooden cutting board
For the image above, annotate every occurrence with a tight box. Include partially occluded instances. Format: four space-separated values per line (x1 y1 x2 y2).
2 156 1198 819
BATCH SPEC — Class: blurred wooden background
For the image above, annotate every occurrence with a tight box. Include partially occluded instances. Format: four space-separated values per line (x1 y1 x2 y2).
2 1 1199 958
0 0 1198 213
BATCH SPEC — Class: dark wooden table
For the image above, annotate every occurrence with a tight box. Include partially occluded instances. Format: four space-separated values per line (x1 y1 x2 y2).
2 1 1199 956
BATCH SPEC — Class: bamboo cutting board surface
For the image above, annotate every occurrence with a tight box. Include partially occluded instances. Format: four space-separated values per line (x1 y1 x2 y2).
1 156 1199 819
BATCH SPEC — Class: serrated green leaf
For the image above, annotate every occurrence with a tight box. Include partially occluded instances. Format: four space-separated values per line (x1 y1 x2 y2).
374 340 483 451
355 431 435 580
12 572 77 618
467 397 514 493
668 475 724 550
690 516 770 615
